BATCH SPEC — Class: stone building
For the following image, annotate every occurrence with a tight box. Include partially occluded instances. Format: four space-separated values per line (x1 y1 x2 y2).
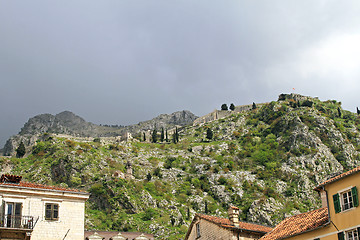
260 165 360 240
0 174 89 240
185 206 272 240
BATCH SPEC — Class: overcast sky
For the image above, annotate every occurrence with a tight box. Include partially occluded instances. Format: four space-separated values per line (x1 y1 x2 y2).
1 0 360 147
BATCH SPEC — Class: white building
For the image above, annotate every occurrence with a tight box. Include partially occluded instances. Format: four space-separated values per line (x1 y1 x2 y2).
0 174 89 240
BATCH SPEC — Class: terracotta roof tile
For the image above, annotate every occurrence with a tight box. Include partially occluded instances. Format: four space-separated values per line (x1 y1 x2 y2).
315 166 360 191
260 207 329 240
0 181 87 194
197 214 273 233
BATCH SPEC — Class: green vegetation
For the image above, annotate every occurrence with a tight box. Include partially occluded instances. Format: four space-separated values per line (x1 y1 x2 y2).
3 94 360 239
16 141 26 158
221 104 228 111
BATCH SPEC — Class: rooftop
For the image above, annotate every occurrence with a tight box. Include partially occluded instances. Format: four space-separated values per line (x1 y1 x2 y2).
0 174 87 194
84 231 154 240
315 165 360 191
260 207 329 240
196 213 273 233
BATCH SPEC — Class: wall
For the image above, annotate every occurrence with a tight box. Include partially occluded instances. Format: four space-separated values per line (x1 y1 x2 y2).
186 217 263 240
287 172 360 240
187 218 237 240
0 186 88 240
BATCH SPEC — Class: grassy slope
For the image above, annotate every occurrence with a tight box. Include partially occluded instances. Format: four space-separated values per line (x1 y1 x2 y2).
1 97 360 239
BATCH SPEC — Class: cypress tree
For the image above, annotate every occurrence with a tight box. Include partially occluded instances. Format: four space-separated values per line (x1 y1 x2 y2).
229 103 235 111
143 132 146 142
161 128 164 142
166 129 169 142
175 127 179 143
252 102 257 110
16 141 26 158
206 128 213 140
152 129 157 143
357 107 360 115
172 133 176 144
338 107 342 118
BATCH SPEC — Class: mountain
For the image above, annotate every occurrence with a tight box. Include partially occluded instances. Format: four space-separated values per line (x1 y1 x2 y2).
1 93 359 239
19 111 100 136
3 110 198 156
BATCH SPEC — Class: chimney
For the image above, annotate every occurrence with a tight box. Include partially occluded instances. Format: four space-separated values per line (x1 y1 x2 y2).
228 206 240 227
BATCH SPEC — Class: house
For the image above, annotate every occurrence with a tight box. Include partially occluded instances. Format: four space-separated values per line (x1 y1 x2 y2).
261 165 360 240
84 231 154 240
0 174 89 240
184 206 272 240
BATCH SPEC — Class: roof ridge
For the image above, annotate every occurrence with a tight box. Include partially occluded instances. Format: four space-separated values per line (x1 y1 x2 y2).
0 180 88 193
197 213 273 227
315 165 360 190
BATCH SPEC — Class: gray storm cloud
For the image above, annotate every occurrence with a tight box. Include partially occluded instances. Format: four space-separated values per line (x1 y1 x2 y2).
1 0 360 146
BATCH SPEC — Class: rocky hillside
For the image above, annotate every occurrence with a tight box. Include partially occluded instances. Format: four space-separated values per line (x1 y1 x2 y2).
3 110 197 156
1 94 360 239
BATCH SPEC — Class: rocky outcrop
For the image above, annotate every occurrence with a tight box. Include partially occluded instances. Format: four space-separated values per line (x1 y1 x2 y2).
125 110 198 133
3 110 198 155
19 111 99 136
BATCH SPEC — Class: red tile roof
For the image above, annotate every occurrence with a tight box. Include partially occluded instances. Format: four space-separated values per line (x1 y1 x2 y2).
0 180 87 194
315 166 360 191
260 207 329 240
197 214 273 233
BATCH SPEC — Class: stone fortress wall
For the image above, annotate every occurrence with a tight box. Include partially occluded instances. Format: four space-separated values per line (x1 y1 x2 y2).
193 103 266 126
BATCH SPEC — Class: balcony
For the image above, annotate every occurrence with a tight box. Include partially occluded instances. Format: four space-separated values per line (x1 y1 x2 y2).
0 214 38 230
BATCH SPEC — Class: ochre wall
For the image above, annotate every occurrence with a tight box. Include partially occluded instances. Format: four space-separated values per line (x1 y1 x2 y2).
287 172 360 240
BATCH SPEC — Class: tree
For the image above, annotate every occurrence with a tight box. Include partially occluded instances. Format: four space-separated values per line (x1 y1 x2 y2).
143 132 146 142
152 129 157 143
175 127 179 143
172 133 177 143
146 172 152 181
205 200 208 214
16 141 26 158
206 128 213 140
357 107 360 115
338 107 342 118
229 103 235 111
221 104 228 111
252 102 257 110
160 128 164 142
166 129 169 142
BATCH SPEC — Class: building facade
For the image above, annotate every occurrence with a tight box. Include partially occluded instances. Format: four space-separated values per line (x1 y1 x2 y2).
85 231 154 240
185 206 272 240
261 166 360 240
0 174 89 240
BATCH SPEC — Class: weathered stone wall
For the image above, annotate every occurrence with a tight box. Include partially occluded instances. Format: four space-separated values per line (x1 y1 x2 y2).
193 103 266 126
187 218 237 240
186 217 264 240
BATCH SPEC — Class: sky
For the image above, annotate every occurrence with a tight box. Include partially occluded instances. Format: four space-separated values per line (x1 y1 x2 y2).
1 0 360 147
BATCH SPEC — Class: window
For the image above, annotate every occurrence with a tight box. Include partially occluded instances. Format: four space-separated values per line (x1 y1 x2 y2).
342 190 354 210
333 186 359 213
196 223 201 238
45 203 59 220
346 229 358 240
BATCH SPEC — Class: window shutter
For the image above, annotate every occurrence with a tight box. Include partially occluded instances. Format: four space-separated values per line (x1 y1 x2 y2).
337 232 344 240
352 186 359 207
333 193 341 213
